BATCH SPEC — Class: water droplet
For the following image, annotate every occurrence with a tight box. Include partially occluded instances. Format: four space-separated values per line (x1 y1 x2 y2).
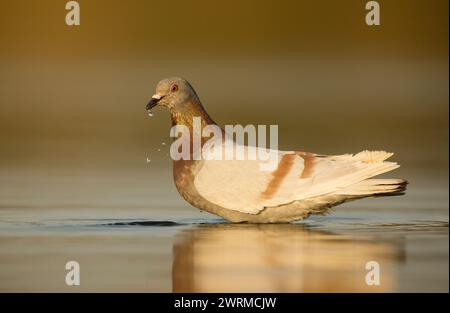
146 157 151 163
161 142 166 146
147 111 154 117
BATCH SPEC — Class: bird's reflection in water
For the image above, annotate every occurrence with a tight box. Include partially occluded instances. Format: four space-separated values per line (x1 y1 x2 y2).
172 223 404 292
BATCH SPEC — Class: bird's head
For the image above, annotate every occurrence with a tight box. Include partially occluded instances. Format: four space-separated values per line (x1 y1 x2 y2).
146 77 198 113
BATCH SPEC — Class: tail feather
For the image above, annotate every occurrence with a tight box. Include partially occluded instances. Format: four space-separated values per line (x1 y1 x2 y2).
335 178 408 196
354 150 394 163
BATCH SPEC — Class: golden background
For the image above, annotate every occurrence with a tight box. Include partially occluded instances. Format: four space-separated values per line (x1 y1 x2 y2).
0 0 448 293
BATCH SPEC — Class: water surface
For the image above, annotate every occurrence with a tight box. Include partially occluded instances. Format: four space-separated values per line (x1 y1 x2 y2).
0 202 447 292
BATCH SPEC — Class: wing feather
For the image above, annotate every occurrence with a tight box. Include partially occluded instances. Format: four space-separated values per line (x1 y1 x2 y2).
194 142 398 214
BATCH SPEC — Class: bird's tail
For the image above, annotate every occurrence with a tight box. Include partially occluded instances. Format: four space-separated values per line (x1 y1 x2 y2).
335 178 408 197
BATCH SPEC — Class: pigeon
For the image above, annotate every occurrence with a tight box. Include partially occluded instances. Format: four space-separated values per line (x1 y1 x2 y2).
146 77 407 223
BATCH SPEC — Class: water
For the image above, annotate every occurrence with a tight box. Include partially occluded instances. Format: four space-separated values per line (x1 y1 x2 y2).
0 196 447 292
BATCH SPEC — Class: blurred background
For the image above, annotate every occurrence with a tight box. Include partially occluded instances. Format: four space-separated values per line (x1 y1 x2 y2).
0 0 448 207
0 0 448 210
0 0 448 292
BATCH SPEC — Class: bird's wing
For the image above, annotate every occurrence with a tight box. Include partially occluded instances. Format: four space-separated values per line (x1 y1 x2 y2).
194 141 399 214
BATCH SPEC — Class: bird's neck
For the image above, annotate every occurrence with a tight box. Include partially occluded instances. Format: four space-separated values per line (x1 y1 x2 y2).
169 99 217 130
169 98 224 155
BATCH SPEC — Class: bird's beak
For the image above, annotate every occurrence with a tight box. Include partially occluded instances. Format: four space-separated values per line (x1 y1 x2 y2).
146 94 163 111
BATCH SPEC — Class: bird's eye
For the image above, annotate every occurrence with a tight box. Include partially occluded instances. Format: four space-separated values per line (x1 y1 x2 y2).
171 84 179 92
